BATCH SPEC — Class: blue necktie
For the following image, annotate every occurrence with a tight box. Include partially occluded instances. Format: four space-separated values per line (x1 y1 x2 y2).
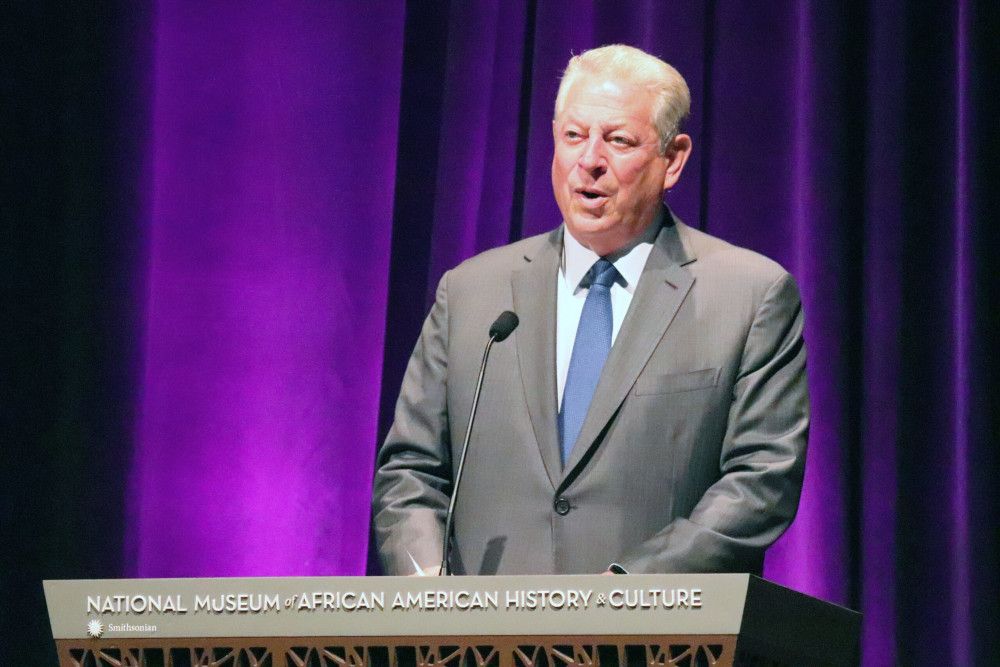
560 258 619 466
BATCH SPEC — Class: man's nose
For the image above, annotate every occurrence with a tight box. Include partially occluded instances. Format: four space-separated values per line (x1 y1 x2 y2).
578 136 607 172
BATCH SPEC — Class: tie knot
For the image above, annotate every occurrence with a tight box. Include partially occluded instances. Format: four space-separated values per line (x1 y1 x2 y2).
586 259 619 289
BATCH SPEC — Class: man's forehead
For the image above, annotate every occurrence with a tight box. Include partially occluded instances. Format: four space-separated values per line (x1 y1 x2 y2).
558 74 654 126
575 74 630 95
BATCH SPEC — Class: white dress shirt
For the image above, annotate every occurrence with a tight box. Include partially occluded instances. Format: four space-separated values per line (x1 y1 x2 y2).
556 226 656 406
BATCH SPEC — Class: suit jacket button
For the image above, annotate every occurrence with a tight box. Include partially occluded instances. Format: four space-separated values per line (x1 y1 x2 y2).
554 497 571 515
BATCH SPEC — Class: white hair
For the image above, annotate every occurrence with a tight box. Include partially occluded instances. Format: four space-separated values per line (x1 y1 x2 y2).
554 44 691 154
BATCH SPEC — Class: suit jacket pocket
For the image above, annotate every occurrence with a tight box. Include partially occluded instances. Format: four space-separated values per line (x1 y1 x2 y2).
634 367 721 396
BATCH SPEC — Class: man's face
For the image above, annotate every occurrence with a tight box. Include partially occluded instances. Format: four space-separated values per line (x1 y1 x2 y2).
552 74 688 256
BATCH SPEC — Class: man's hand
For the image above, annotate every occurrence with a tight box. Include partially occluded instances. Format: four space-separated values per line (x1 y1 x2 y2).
405 550 442 576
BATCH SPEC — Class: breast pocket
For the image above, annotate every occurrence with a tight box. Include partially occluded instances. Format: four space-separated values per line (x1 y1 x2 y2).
634 367 721 396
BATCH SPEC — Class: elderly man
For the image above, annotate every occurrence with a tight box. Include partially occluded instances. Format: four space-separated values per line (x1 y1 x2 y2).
372 45 808 576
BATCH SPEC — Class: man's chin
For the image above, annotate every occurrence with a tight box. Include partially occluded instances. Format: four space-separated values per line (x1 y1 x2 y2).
568 214 617 232
566 219 629 254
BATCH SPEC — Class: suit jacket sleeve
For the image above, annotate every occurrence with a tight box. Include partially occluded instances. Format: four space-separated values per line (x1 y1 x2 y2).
371 273 452 576
615 270 809 574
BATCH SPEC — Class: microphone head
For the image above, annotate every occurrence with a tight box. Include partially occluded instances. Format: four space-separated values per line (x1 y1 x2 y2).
488 311 519 342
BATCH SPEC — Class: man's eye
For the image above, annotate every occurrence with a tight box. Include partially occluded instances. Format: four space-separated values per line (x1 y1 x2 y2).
610 136 631 146
566 131 581 139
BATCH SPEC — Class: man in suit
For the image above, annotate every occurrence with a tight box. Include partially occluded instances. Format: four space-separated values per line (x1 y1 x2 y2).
372 45 808 576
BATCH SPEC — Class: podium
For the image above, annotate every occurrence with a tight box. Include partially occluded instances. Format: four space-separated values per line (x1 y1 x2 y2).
44 574 860 666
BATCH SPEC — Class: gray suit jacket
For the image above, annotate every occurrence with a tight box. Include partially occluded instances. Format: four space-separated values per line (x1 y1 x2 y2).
372 213 808 575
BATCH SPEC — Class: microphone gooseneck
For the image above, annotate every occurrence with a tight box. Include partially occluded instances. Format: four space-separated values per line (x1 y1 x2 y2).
440 311 519 576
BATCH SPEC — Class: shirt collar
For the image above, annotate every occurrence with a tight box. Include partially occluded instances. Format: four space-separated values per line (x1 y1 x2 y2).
561 221 659 295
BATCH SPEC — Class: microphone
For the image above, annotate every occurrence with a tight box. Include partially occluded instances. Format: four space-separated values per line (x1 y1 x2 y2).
489 310 519 341
440 311 519 575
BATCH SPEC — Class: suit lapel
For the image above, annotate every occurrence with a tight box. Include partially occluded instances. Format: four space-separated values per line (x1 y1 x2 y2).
563 219 697 474
512 229 562 489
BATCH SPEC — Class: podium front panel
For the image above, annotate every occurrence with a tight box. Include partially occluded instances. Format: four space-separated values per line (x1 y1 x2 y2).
43 574 859 666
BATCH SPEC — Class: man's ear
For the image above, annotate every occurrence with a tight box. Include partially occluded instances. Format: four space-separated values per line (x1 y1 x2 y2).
662 134 693 191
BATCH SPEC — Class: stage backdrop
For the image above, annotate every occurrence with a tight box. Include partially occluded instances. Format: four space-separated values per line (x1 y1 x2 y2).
3 1 997 665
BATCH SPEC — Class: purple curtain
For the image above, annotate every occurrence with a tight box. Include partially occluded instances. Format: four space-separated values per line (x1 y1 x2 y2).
125 1 999 664
131 1 405 576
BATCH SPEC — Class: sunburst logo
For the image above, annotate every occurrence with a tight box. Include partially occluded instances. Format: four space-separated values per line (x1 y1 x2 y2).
86 619 104 638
